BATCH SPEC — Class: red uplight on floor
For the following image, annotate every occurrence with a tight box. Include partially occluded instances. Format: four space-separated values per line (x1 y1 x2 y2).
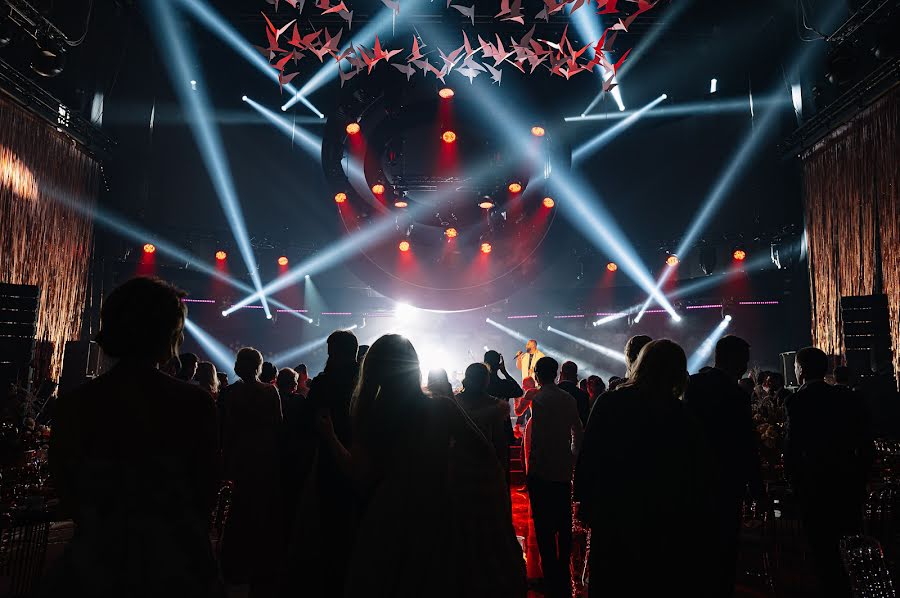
508 182 522 193
277 256 289 266
445 227 458 239
439 87 455 99
371 184 385 195
607 262 618 272
478 201 495 209
215 250 227 261
481 242 492 254
733 249 747 261
531 126 545 137
334 192 347 203
542 197 555 208
442 130 457 143
143 243 156 254
394 200 408 208
666 255 680 267
399 240 410 252
345 122 360 135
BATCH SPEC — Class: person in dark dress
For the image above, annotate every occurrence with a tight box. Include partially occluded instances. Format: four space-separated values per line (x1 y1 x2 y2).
682 334 765 597
785 347 873 598
575 339 712 598
558 360 591 427
48 277 220 598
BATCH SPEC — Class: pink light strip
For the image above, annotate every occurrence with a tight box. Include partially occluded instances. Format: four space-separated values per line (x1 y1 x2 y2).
321 312 353 316
276 309 308 313
738 300 780 305
553 314 585 319
507 315 539 319
183 299 217 304
685 304 723 310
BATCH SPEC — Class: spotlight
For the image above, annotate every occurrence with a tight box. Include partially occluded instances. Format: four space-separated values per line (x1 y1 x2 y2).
399 240 411 252
278 256 289 266
439 87 455 99
732 248 747 261
725 314 733 322
371 184 385 195
508 182 522 193
480 242 493 254
143 243 156 254
304 274 310 279
445 227 458 239
531 126 546 137
190 80 198 90
478 200 495 209
334 192 347 203
710 78 718 94
666 254 680 267
394 200 408 208
606 262 618 272
31 41 66 78
542 197 555 208
346 122 361 135
215 250 227 261
442 130 457 143
241 95 248 102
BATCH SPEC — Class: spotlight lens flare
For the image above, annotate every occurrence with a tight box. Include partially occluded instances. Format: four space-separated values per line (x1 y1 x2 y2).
438 87 455 99
542 197 555 208
606 262 618 272
215 250 227 261
394 200 408 208
371 184 385 195
334 192 347 203
399 240 410 252
733 249 747 261
480 242 492 254
442 130 457 143
277 256 289 266
531 126 545 137
666 255 680 267
445 227 458 239
345 122 361 135
478 201 495 209
508 182 522 193
143 243 156 254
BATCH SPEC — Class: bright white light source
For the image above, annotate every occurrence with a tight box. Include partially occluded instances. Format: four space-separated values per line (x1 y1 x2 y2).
791 83 802 118
611 86 625 111
710 78 717 94
190 80 197 91
395 303 417 321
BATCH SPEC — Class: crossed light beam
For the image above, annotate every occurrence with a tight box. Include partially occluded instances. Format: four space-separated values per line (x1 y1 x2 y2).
546 326 627 364
565 95 790 123
184 318 235 375
243 96 323 158
144 0 273 319
271 325 357 365
567 3 625 113
687 315 732 372
176 0 325 118
572 93 667 162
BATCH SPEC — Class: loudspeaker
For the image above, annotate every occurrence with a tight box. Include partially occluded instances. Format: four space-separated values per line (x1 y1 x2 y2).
841 294 893 379
0 283 40 390
58 340 100 395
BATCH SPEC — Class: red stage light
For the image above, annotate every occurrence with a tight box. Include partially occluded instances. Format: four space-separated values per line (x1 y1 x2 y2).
666 255 680 267
606 262 618 272
371 184 385 195
394 200 408 208
542 197 555 208
277 256 289 266
733 249 747 261
531 126 545 137
143 243 156 254
445 227 458 239
345 122 360 135
398 240 410 252
478 201 495 209
438 87 455 99
334 192 347 203
215 250 227 261
480 242 493 254
442 130 457 143
508 182 522 193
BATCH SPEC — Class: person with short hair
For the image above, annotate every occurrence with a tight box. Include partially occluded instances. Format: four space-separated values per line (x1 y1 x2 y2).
49 277 220 597
586 375 605 407
786 346 872 597
276 367 300 409
515 339 545 383
176 352 199 382
526 356 583 597
483 349 524 402
294 363 310 396
558 360 591 426
260 361 278 384
456 363 514 481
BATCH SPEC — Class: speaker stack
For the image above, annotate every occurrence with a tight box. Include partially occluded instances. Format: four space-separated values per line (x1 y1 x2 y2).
841 294 894 379
0 283 40 392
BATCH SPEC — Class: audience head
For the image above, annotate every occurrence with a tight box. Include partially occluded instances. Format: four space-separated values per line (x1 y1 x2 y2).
714 335 751 379
463 363 490 392
834 365 852 386
765 372 785 391
216 371 229 389
622 339 688 399
327 329 359 369
177 352 199 381
624 335 653 377
526 339 538 354
579 378 588 392
276 367 299 397
483 350 502 372
194 361 218 395
795 347 829 384
587 375 605 398
426 368 453 398
357 344 370 364
260 361 278 384
294 363 308 384
560 360 578 383
534 356 559 386
523 377 537 391
161 356 181 377
607 375 624 391
234 347 264 382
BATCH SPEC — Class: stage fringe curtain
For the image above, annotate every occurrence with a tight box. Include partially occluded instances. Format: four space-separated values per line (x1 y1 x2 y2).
0 95 99 381
802 84 900 380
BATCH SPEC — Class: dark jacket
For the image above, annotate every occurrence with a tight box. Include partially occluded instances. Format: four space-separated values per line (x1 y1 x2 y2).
486 372 524 401
559 379 591 426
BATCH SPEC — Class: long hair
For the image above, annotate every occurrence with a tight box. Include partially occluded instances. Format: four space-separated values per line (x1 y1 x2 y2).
427 368 453 399
195 361 219 396
618 339 689 399
352 334 426 452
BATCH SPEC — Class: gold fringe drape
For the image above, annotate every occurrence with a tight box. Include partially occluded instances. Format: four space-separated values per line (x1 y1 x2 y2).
802 84 900 379
0 95 99 381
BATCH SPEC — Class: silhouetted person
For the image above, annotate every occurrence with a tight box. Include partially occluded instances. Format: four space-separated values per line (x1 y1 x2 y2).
608 334 651 391
833 365 852 388
427 368 454 399
195 361 219 399
293 363 310 396
575 340 712 597
484 350 524 402
176 351 199 382
49 277 219 598
786 347 872 598
217 371 229 390
260 361 278 384
683 335 764 597
456 363 513 481
558 360 591 426
220 347 283 595
276 368 315 537
527 356 583 597
586 375 605 407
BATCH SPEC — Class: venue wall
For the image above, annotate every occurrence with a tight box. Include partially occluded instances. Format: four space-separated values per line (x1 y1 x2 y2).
0 95 99 380
803 84 900 379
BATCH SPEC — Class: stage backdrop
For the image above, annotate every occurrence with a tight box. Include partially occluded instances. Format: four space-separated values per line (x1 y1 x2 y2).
0 95 99 381
803 84 900 379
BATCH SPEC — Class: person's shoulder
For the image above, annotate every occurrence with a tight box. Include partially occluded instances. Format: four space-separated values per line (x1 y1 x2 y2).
162 372 216 406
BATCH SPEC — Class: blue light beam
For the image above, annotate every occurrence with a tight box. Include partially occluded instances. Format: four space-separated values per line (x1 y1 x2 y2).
687 315 731 373
572 93 667 162
243 95 323 158
184 318 235 376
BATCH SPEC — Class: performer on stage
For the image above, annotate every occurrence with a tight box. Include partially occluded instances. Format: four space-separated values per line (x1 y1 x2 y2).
515 339 545 383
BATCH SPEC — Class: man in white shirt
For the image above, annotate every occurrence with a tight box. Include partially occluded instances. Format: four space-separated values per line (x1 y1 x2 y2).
515 339 545 383
526 356 583 597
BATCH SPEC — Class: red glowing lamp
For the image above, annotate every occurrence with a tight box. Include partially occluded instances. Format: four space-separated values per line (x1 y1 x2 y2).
277 256 289 266
143 243 156 254
542 197 555 208
394 200 408 208
733 249 747 261
445 228 458 239
508 182 522 193
345 122 360 135
398 240 411 252
666 255 680 267
371 184 385 195
480 242 493 254
478 201 495 209
334 192 347 203
606 262 618 272
438 87 455 99
531 126 545 137
442 130 457 143
215 250 227 261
